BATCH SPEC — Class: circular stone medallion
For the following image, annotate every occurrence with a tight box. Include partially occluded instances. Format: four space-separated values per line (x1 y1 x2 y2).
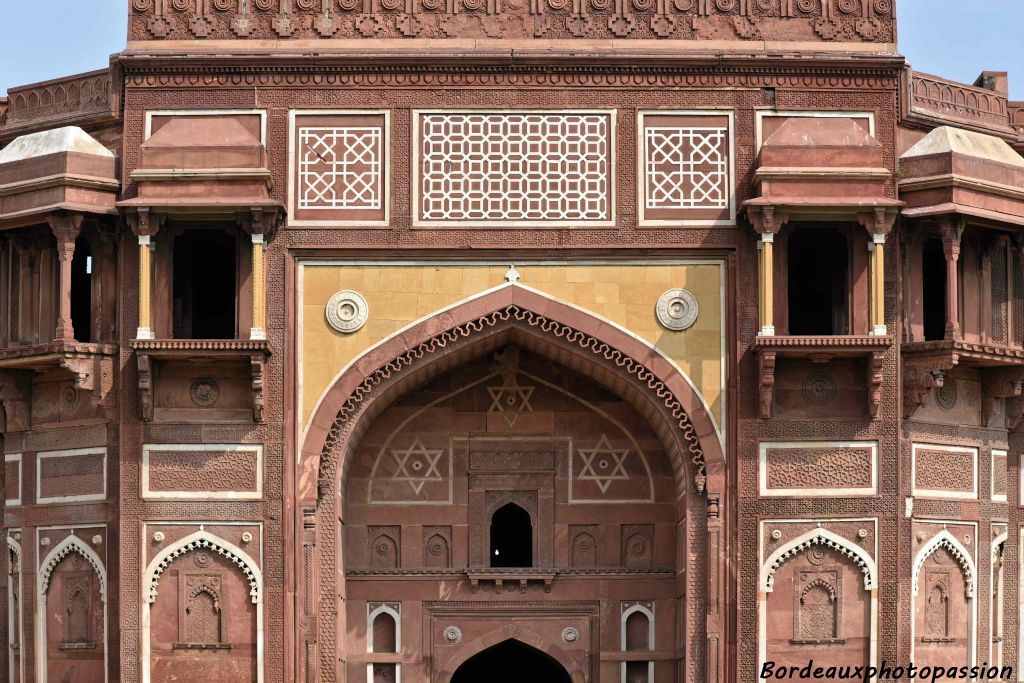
326 290 369 334
936 377 957 411
443 626 462 644
801 371 836 406
655 288 699 331
561 627 579 643
190 378 221 407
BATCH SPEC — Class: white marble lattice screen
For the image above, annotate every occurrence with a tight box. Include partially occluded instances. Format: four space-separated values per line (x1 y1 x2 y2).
639 111 734 225
299 127 382 211
415 111 614 227
290 111 389 226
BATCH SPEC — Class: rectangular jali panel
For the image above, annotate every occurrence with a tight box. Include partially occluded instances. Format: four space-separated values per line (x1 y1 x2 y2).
414 110 615 227
36 448 106 504
142 444 263 500
639 111 734 225
290 110 390 226
759 441 877 497
5 453 21 506
911 443 978 500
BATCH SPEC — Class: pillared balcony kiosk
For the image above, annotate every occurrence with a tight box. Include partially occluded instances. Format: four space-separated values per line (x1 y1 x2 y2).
743 116 902 419
0 126 121 429
117 116 285 423
898 126 1024 424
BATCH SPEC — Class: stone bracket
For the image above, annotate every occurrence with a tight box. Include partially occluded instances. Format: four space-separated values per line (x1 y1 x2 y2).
0 370 31 433
902 363 948 420
758 350 776 419
60 354 115 407
250 353 265 423
867 350 885 418
981 367 1024 427
1007 398 1024 432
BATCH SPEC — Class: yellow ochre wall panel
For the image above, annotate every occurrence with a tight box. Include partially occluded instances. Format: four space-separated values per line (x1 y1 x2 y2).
300 262 724 433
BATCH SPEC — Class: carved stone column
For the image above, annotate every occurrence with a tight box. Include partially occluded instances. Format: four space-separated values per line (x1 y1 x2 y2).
940 216 966 340
869 233 886 335
251 233 266 340
245 207 279 342
748 206 787 337
858 208 896 336
127 210 164 340
47 213 84 343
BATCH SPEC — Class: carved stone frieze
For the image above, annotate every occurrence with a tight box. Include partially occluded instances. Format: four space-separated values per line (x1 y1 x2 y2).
128 0 895 42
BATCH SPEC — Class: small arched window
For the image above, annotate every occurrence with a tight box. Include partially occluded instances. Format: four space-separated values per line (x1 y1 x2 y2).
490 503 533 568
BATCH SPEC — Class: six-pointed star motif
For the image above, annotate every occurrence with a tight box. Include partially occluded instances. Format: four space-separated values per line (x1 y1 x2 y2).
391 437 445 494
486 378 535 426
576 435 630 493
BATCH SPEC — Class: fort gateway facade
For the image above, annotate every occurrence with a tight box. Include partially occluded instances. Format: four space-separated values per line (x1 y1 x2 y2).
1 1 1024 681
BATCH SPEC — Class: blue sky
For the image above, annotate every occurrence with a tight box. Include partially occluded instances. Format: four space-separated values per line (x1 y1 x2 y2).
0 1 1022 97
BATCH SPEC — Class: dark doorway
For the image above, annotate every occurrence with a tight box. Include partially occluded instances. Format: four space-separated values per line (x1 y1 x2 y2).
490 503 533 568
922 238 947 341
451 639 572 683
172 230 236 339
787 226 850 335
70 236 92 343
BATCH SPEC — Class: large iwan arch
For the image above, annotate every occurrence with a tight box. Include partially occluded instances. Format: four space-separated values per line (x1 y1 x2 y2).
298 283 728 682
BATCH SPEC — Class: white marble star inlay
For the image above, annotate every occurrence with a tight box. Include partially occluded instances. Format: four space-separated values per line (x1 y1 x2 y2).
391 437 445 494
486 378 535 427
576 435 630 494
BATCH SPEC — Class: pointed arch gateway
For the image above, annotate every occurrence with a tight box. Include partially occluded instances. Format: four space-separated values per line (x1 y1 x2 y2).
298 283 729 682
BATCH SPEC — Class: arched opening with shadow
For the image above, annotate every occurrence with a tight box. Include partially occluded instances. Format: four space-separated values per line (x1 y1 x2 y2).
490 503 533 568
451 640 571 683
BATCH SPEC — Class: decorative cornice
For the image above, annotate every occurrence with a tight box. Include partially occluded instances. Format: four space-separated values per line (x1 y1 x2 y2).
120 60 903 91
754 334 892 350
902 339 1024 366
899 173 1024 202
130 339 271 353
0 174 121 198
347 566 674 577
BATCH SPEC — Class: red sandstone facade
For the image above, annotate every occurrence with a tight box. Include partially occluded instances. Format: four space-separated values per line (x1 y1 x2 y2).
1 2 1023 682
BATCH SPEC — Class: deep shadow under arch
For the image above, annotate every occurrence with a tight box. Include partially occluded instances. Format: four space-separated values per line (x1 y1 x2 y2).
451 639 572 683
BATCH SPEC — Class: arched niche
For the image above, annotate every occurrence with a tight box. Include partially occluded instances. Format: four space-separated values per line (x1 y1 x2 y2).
140 530 263 683
759 529 877 677
991 532 1007 670
7 534 23 683
910 530 977 672
35 534 107 683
